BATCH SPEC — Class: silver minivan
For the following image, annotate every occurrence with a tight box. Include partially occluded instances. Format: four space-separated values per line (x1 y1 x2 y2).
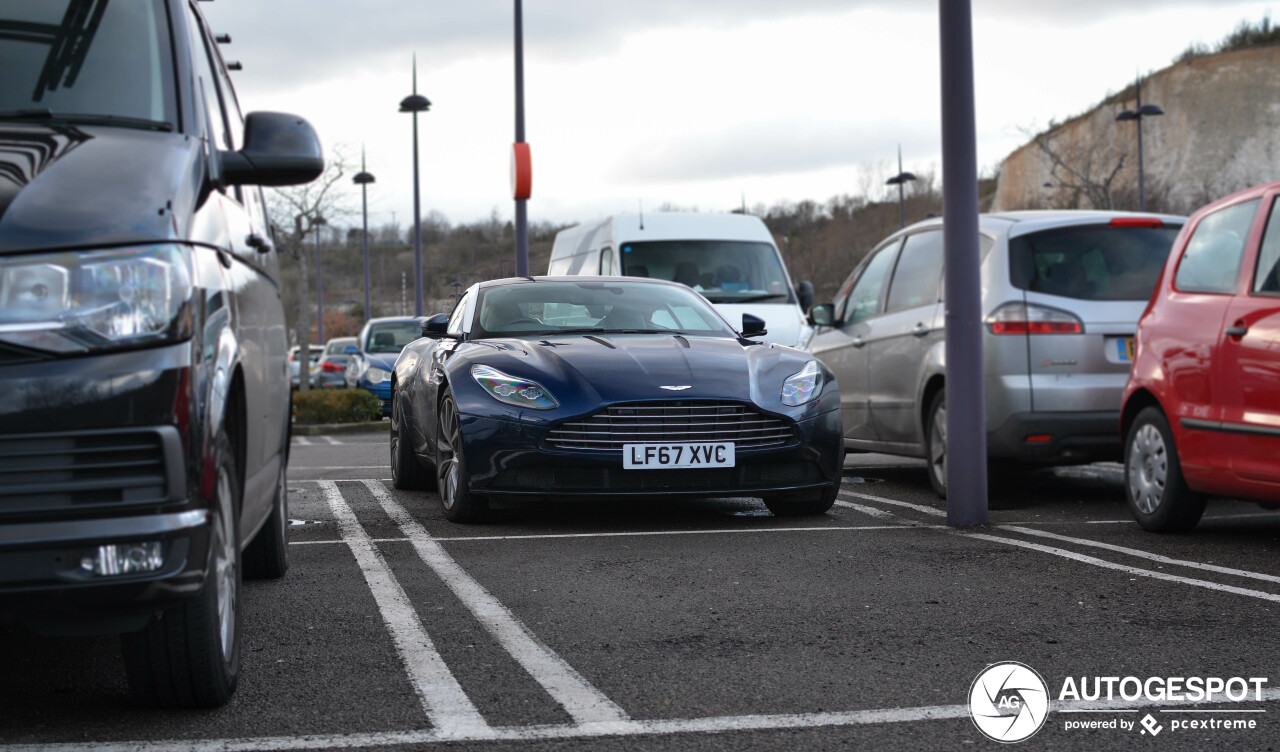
807 210 1184 497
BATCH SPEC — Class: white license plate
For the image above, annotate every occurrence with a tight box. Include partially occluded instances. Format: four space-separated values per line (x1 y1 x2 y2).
623 443 735 469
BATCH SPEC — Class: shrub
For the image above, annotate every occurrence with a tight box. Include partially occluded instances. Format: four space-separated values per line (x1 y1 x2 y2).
292 389 381 424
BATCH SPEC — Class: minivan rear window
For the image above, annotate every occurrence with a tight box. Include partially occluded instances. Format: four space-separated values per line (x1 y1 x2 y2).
1008 224 1181 301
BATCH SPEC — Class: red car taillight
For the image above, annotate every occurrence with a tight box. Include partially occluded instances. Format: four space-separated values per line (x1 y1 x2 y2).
321 361 343 372
986 302 1084 335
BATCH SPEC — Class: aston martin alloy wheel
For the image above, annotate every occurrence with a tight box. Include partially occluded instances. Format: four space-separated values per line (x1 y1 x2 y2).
391 386 431 490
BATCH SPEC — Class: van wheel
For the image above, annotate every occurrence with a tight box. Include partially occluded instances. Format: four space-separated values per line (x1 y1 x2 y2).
1124 407 1205 532
925 390 947 499
244 460 289 580
122 431 242 707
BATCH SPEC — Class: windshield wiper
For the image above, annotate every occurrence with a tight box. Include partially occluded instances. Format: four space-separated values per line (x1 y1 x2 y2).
712 293 789 304
0 109 173 131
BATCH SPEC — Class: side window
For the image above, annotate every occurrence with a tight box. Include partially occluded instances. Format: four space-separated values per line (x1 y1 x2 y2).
1175 199 1260 294
184 6 231 154
844 244 899 323
886 231 945 313
1253 197 1280 295
599 247 615 275
447 292 472 335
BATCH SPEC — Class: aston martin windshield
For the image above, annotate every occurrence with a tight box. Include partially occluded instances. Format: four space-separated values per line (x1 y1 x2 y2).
617 240 794 304
0 0 177 129
473 281 737 338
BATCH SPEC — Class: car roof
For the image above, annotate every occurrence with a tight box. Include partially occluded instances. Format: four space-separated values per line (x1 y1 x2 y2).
475 275 690 291
891 209 1187 241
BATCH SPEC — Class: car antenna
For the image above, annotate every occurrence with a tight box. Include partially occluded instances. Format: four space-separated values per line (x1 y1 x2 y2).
638 200 644 230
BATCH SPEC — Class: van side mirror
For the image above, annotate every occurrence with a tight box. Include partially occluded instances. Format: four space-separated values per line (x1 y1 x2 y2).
796 280 815 313
221 112 325 187
808 304 836 328
741 313 768 338
422 314 449 338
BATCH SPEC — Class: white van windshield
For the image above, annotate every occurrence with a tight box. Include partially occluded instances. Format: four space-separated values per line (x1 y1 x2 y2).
618 240 793 304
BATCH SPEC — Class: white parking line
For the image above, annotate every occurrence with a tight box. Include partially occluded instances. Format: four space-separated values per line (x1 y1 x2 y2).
320 436 344 446
964 532 1280 604
360 480 630 726
7 688 1278 751
1002 525 1280 585
287 525 917 547
290 465 391 471
839 490 947 518
317 481 489 737
834 499 910 522
292 436 313 446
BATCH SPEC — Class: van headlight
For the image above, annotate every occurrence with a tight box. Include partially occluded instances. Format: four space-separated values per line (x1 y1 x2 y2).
0 245 193 354
781 361 822 406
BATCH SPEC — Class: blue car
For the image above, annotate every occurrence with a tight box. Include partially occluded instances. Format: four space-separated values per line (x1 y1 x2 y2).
347 317 425 414
388 277 844 522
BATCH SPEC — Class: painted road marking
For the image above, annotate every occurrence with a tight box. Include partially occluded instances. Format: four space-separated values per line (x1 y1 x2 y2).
318 481 489 737
1002 525 1280 585
292 436 313 446
287 525 922 546
834 499 911 522
7 688 1277 751
290 465 391 471
320 436 344 446
361 480 630 726
838 490 947 518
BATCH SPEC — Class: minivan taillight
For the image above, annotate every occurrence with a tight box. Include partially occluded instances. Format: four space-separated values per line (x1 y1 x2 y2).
321 361 343 372
986 302 1083 335
1109 217 1163 228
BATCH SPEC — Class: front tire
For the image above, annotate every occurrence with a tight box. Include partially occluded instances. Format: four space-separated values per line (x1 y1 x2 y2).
1124 407 1205 532
243 459 289 579
391 385 432 490
122 430 242 708
435 390 488 523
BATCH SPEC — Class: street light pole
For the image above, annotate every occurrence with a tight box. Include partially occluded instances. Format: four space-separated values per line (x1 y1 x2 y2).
400 56 432 316
885 145 917 230
314 216 327 344
353 147 376 323
1116 77 1163 212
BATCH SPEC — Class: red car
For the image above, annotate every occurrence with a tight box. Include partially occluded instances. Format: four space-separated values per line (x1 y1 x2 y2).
1121 181 1280 530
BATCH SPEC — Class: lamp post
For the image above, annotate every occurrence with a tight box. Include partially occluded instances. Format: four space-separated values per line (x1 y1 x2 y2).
353 148 375 323
885 146 917 229
513 0 532 276
314 216 327 344
1115 77 1163 212
400 55 431 316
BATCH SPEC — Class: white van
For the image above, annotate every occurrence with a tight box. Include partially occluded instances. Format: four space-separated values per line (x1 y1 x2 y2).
547 212 815 348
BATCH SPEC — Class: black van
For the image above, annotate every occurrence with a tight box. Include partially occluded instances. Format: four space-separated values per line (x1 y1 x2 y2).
0 0 322 707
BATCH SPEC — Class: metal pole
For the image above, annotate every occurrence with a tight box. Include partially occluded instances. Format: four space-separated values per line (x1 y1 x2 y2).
514 0 529 276
1136 78 1146 213
315 224 324 344
411 109 424 315
897 145 906 229
939 0 988 526
361 184 371 321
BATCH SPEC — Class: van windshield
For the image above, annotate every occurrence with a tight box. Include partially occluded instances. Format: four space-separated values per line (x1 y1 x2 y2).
0 0 177 130
1008 224 1182 301
618 240 794 304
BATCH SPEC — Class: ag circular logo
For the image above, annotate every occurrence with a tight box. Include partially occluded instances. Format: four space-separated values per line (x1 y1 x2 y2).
969 662 1051 743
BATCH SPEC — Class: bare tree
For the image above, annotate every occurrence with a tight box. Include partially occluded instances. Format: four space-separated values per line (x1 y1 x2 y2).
1025 124 1128 210
268 146 352 392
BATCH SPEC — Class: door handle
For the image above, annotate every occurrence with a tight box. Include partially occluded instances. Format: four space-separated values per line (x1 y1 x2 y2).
851 336 866 349
1225 324 1249 338
912 323 930 338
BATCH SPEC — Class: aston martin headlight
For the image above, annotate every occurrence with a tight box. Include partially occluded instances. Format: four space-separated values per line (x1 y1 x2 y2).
0 245 192 353
471 364 559 410
364 366 391 384
781 361 822 406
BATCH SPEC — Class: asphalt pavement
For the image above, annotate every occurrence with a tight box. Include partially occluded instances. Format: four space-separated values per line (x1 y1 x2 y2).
3 433 1280 751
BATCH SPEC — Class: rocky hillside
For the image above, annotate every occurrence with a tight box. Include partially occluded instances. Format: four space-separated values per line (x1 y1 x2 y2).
993 45 1280 215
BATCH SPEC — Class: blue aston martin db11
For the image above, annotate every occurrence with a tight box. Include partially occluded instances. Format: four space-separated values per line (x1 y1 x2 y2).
389 277 843 522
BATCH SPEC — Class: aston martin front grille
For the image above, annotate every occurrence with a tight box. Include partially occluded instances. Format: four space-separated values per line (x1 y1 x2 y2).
545 401 795 452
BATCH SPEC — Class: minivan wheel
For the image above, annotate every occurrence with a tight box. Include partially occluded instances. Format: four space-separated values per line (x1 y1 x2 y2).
243 459 289 579
436 390 488 523
925 390 947 499
1124 407 1205 532
122 431 242 708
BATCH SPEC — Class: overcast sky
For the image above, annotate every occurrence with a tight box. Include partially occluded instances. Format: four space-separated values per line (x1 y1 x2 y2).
201 1 1274 229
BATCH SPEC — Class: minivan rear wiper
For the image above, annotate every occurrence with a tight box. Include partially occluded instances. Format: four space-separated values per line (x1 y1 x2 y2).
0 109 173 131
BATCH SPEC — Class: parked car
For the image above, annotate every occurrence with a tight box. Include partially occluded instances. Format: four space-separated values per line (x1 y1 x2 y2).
547 212 817 348
388 277 843 522
0 0 323 707
315 337 357 389
1121 183 1280 531
807 210 1184 497
289 344 324 389
347 316 425 414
